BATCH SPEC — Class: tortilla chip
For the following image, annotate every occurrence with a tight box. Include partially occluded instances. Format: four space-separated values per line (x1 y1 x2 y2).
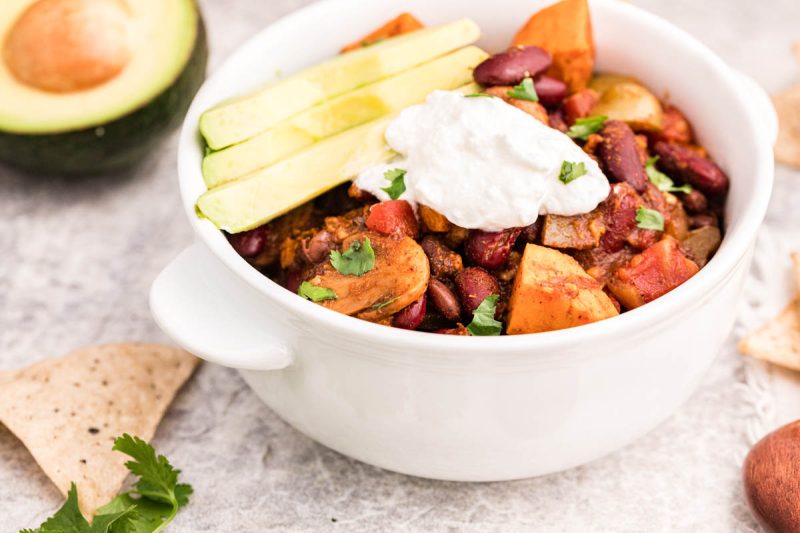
0 343 198 517
773 83 800 167
739 298 800 372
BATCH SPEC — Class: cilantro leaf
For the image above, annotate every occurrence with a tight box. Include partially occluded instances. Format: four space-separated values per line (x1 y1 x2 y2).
467 294 503 336
645 156 693 193
20 483 136 533
559 161 587 185
330 238 375 277
507 77 538 102
371 297 399 310
566 115 607 140
635 207 665 231
464 93 494 98
381 168 406 200
298 281 337 302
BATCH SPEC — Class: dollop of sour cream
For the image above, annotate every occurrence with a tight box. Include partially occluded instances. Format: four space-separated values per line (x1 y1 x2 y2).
354 90 610 231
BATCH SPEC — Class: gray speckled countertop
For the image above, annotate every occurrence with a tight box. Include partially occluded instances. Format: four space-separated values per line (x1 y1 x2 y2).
3 0 800 531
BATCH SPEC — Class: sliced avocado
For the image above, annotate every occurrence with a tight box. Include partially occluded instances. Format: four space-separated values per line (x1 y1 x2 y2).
199 18 481 150
202 46 488 188
196 84 479 233
0 0 207 175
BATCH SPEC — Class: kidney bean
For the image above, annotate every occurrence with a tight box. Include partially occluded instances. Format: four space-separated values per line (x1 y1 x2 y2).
534 75 567 107
228 227 267 258
427 278 461 321
420 236 463 278
597 120 649 193
465 228 522 270
520 220 542 243
392 294 427 330
600 183 641 252
680 189 708 214
548 108 568 133
455 267 500 315
434 325 471 336
284 269 302 294
299 230 332 264
473 45 552 86
653 141 729 196
689 213 719 229
562 88 600 125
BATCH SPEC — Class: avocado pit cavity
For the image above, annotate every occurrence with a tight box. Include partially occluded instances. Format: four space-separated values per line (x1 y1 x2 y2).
3 0 132 93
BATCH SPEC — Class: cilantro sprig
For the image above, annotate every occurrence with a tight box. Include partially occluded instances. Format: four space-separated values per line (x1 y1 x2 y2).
645 156 693 194
330 238 375 277
381 168 406 200
298 281 337 302
559 161 587 185
467 294 503 336
507 77 539 102
566 115 607 141
635 207 665 231
21 434 191 533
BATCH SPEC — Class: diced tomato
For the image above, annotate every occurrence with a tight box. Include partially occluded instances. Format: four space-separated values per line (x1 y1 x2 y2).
607 237 700 309
366 200 419 239
562 88 599 125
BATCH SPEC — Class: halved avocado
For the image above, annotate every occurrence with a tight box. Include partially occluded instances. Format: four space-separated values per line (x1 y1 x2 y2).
0 0 207 175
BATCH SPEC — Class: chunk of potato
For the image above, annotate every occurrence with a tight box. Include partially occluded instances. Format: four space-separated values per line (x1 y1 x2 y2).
681 226 722 267
607 237 699 309
418 205 450 232
506 244 619 334
341 13 424 52
512 0 595 93
307 232 430 321
541 212 605 250
589 77 663 131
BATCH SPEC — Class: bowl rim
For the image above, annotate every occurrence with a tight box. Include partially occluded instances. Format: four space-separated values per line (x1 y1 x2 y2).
176 0 774 355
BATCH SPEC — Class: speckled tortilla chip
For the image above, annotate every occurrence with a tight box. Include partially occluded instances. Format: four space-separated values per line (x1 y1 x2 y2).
773 84 800 167
0 343 198 518
739 298 800 372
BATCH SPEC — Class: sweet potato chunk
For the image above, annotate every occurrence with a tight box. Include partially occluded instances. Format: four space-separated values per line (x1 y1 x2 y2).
512 0 595 93
506 244 619 334
306 232 430 321
341 13 424 52
607 237 699 309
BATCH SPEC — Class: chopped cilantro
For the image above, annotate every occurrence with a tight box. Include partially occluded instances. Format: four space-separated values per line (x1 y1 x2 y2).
298 281 337 302
636 207 665 231
21 434 192 533
467 295 503 336
566 115 607 140
381 168 406 200
507 77 539 102
645 156 693 193
372 297 399 310
464 93 495 98
330 238 375 277
559 161 587 185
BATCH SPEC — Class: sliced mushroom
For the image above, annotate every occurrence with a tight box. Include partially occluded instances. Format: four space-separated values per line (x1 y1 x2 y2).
307 231 430 321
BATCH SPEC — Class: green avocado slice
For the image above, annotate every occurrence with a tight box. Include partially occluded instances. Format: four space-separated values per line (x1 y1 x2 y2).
202 46 488 188
195 84 479 234
199 18 481 150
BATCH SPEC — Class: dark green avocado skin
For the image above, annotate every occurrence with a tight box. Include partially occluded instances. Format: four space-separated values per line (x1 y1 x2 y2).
0 16 208 176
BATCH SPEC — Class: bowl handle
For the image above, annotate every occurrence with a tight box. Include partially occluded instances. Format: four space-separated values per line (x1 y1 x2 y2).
150 243 294 371
734 70 778 147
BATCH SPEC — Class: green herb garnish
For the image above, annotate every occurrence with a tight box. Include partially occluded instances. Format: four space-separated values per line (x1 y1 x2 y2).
372 297 399 310
464 93 495 98
381 168 406 200
559 161 587 185
298 281 337 302
635 207 665 231
330 238 375 277
566 115 607 140
645 156 693 193
22 434 192 533
507 77 539 102
467 294 503 336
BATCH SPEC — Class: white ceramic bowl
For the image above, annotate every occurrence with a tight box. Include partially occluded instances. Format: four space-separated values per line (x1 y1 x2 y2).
151 0 777 481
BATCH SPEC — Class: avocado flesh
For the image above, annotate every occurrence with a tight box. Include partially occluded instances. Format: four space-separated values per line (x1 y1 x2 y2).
202 46 488 188
199 18 481 150
0 0 200 134
196 84 479 233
